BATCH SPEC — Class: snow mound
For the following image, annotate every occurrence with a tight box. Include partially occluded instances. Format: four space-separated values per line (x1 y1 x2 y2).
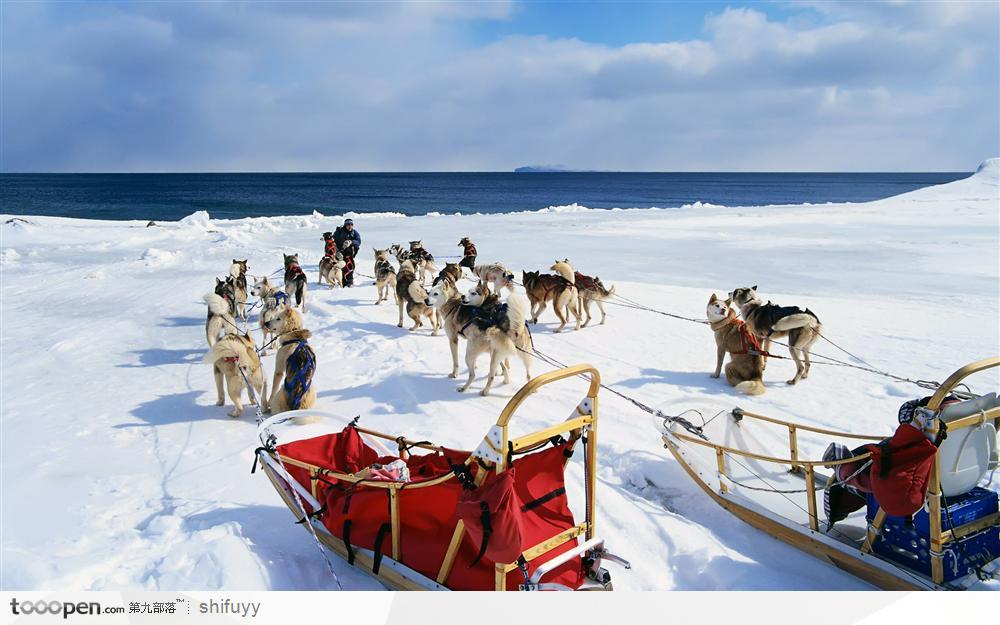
178 211 213 230
1 248 21 264
975 158 1000 179
534 203 593 214
680 201 726 209
140 248 182 267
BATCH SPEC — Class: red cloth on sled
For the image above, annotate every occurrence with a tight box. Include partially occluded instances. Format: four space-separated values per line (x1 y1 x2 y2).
276 426 584 590
868 423 938 517
457 469 523 566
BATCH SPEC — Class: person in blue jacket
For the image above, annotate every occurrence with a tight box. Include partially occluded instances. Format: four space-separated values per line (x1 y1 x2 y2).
333 218 361 286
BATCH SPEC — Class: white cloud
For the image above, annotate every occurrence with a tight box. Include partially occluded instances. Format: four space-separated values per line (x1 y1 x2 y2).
1 2 996 171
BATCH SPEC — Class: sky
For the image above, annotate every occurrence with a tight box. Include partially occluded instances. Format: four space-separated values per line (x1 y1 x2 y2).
1 1 998 172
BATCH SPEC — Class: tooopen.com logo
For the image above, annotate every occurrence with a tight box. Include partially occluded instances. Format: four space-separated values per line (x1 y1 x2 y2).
10 598 125 619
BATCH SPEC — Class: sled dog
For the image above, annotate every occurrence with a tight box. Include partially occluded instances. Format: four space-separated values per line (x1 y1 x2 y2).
729 286 822 385
573 271 615 327
373 248 397 304
318 251 346 288
472 262 516 295
433 262 463 287
395 260 437 333
706 294 766 395
264 306 318 416
230 259 249 320
251 275 287 354
205 276 237 347
283 253 308 313
458 237 477 272
427 280 532 396
521 267 581 333
203 332 269 417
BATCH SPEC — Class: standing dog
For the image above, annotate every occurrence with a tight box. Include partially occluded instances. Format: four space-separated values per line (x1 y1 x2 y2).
408 240 438 283
458 237 477 272
283 253 308 313
472 262 516 295
574 270 615 327
230 260 249 320
251 275 288 354
264 306 317 414
395 260 437 333
373 248 397 304
448 281 532 396
521 268 581 332
706 294 766 395
729 286 822 385
203 332 269 417
205 277 237 346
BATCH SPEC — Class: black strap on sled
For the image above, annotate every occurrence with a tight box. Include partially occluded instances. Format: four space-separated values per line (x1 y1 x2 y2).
372 522 392 575
250 445 275 474
521 487 566 512
342 520 355 566
469 501 493 567
451 463 475 490
294 504 326 524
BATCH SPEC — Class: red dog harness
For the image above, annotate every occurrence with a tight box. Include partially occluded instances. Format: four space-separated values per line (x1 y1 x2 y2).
463 243 477 257
285 263 305 282
324 239 337 257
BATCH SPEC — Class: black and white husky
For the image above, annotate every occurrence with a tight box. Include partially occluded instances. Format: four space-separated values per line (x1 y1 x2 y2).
283 253 308 313
204 276 237 347
251 275 288 355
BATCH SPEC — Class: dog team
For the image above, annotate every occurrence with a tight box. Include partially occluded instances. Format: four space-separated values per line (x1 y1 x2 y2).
202 219 823 417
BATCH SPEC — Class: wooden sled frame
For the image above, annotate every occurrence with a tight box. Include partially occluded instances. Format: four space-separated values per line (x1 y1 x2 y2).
258 363 617 591
662 356 1000 590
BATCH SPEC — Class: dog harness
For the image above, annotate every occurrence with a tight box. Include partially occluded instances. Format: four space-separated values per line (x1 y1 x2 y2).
272 291 289 307
714 317 763 356
324 239 337 257
281 339 316 410
463 242 477 257
459 303 508 337
756 301 820 336
285 263 305 283
573 272 600 291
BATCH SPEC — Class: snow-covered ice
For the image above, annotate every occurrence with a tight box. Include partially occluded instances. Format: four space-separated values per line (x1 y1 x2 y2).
1 160 998 590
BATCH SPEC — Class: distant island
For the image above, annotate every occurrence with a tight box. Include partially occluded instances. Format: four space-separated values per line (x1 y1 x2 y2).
514 165 603 173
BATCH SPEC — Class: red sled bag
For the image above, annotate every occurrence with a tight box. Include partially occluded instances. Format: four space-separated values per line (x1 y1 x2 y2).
456 469 524 566
868 423 938 517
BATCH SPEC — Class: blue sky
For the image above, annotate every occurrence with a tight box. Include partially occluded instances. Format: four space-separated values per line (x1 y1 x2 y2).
1 1 997 172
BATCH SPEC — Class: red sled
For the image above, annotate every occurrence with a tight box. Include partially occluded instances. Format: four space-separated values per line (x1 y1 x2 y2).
255 364 630 590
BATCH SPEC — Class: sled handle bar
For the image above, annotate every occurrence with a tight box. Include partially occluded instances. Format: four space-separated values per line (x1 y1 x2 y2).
496 364 601 428
926 356 1000 411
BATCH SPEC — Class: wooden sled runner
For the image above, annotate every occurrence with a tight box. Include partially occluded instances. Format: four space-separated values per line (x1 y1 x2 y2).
660 357 999 590
256 364 630 591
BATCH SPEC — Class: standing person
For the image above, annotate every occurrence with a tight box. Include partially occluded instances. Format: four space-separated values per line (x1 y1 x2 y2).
333 218 361 287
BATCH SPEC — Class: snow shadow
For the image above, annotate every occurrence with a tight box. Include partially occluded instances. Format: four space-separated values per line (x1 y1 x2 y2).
159 316 205 327
317 370 511 414
181 505 382 590
119 347 205 368
615 367 742 395
119 390 230 427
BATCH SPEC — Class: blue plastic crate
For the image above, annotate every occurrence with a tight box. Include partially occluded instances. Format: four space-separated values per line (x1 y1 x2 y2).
865 488 999 583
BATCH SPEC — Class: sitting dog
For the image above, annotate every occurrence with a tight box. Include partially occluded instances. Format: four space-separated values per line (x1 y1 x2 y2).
458 237 477 272
706 294 766 395
205 276 237 346
521 267 581 332
373 248 397 304
251 275 288 354
318 251 346 288
203 332 269 416
729 286 822 385
264 306 317 414
472 262 516 295
283 253 308 313
230 259 249 320
395 260 437 333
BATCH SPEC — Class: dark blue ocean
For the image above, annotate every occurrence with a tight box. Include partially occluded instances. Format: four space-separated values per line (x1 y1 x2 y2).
0 172 969 221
